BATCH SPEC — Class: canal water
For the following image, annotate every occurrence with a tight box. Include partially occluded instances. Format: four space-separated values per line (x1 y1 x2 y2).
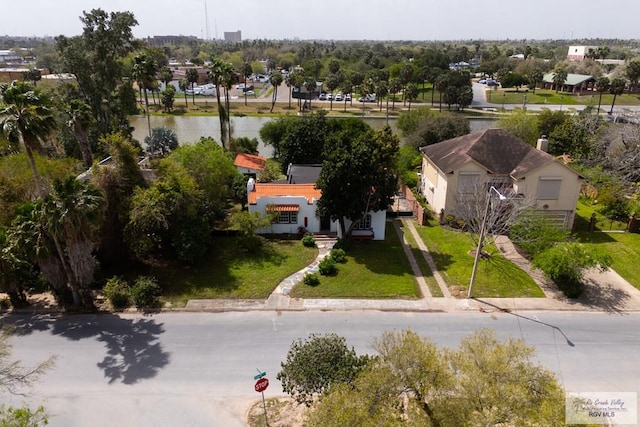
130 115 497 158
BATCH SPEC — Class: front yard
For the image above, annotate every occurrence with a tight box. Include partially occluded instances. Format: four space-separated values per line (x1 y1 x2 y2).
413 220 545 298
289 222 423 299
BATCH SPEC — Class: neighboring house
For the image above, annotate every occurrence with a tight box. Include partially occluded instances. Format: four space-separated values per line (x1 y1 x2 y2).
247 165 386 239
541 73 596 94
234 153 266 178
419 129 582 229
284 164 322 184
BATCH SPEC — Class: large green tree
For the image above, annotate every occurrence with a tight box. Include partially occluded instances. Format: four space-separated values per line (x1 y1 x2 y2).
276 333 370 407
317 125 399 238
55 9 139 136
307 329 566 427
0 81 57 197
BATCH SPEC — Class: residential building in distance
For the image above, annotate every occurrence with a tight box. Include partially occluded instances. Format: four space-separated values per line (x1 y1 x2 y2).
224 31 242 43
567 45 597 61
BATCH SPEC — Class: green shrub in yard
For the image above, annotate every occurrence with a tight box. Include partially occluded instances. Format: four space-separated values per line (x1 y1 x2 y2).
533 243 611 298
318 257 338 276
103 276 131 309
332 238 352 251
131 276 162 308
302 233 316 248
330 248 347 263
304 273 320 286
509 214 569 257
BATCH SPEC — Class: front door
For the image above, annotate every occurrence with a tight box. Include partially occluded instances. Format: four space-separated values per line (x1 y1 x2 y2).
320 215 331 232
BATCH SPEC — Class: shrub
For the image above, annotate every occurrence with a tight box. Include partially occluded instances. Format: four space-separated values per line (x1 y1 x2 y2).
332 238 352 251
330 248 347 263
102 276 131 309
302 233 316 248
130 276 162 308
303 273 320 286
318 257 338 276
533 243 611 299
509 214 569 257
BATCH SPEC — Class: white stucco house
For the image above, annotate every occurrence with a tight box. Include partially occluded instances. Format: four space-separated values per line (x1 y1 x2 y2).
234 153 266 178
419 128 583 229
247 167 387 240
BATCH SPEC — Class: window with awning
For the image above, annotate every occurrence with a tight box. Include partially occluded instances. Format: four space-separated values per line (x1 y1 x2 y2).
266 204 300 212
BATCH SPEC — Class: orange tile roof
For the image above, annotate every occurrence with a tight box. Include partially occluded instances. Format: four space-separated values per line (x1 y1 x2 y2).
249 183 321 205
234 153 267 171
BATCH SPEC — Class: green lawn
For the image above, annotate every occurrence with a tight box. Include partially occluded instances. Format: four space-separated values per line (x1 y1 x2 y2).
572 200 640 289
152 238 318 306
289 222 422 299
413 220 544 298
399 219 443 297
485 88 640 107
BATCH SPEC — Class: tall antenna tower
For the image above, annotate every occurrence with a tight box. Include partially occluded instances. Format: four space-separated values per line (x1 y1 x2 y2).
204 0 211 40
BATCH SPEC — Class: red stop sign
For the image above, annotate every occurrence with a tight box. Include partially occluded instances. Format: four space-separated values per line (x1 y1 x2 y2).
255 378 269 392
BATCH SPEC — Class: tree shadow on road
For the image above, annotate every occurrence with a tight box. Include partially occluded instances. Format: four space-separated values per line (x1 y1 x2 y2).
0 313 170 385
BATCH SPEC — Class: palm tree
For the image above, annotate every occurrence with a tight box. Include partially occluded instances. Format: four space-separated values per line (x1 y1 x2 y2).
304 78 316 111
41 177 104 307
65 99 94 169
405 83 419 111
625 60 640 94
528 68 544 94
159 66 174 93
552 68 568 93
609 78 627 114
208 57 234 149
178 78 189 109
376 80 388 113
595 76 610 114
0 81 56 197
435 74 449 112
132 52 158 138
186 68 199 105
269 72 283 113
388 78 402 111
241 62 253 106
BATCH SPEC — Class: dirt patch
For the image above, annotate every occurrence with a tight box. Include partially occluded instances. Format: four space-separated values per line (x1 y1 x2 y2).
247 396 307 427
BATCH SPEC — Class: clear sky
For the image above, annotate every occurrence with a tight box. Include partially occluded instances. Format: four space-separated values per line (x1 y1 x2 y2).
2 0 639 41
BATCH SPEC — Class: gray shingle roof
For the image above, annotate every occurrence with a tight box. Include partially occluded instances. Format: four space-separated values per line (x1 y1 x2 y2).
419 128 556 179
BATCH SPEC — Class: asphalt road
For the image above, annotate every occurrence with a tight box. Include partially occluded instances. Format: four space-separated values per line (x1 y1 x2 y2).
1 311 639 426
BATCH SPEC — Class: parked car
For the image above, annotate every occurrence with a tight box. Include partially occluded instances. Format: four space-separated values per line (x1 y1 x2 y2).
236 83 246 90
486 80 500 87
359 94 376 102
327 93 334 101
242 85 254 92
345 93 352 101
478 79 487 84
244 90 255 96
319 92 327 100
335 93 343 101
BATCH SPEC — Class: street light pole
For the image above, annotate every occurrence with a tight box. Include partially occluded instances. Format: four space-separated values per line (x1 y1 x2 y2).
467 186 506 299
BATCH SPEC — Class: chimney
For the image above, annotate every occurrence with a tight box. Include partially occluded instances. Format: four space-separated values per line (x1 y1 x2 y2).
536 135 549 152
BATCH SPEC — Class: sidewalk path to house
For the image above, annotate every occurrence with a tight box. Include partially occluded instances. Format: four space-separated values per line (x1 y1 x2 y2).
183 218 640 314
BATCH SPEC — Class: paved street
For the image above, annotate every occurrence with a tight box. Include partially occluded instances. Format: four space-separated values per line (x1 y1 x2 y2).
1 311 640 426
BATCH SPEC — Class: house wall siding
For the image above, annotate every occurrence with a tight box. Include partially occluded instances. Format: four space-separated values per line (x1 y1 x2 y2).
337 210 387 240
249 196 323 234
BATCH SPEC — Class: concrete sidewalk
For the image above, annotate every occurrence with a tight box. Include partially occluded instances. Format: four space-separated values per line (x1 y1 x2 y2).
184 219 640 314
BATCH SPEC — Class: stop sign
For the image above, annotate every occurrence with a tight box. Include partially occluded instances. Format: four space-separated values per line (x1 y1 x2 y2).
255 377 269 392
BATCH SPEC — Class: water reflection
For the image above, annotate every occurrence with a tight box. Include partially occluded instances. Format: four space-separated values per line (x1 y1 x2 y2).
130 115 496 158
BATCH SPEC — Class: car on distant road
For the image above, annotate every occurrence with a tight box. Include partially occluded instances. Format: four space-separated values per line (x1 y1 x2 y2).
345 93 352 101
244 90 255 96
335 93 343 101
486 80 500 87
478 79 487 84
359 94 376 102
